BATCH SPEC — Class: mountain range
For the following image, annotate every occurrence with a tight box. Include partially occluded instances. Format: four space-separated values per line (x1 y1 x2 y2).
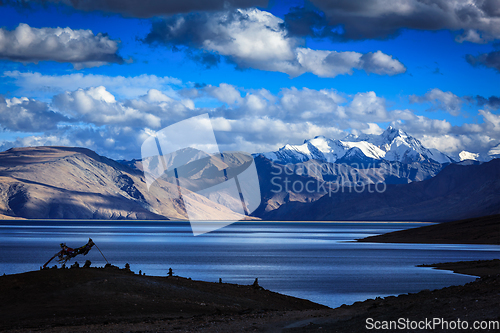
0 146 249 221
255 158 500 222
258 126 499 165
0 126 499 222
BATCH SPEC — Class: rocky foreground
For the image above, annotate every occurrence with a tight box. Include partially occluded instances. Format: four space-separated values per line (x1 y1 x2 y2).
0 265 325 332
1 260 499 332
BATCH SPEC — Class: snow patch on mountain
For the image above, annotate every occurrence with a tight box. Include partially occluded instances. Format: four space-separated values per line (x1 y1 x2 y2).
459 151 480 161
342 141 386 160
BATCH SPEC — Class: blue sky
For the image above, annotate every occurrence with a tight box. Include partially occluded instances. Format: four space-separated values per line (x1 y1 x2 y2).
0 0 499 160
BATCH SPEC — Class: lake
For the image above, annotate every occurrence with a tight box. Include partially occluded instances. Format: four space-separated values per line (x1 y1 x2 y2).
0 221 499 308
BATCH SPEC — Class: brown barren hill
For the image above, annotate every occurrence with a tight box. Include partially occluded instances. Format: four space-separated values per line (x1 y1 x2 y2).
358 214 500 245
0 146 252 221
0 266 326 331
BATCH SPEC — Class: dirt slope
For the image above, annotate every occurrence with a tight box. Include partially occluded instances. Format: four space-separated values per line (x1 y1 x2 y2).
0 266 325 331
0 146 249 221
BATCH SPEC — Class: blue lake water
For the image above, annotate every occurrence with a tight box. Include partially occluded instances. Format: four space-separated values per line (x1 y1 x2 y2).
0 221 499 308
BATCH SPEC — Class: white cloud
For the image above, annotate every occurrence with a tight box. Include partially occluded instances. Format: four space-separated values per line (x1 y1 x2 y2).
410 88 463 116
201 9 298 66
146 8 406 78
3 71 182 100
2 81 499 160
122 92 197 128
0 134 72 152
360 51 407 75
308 0 500 43
205 83 243 105
393 116 452 135
347 91 389 122
279 87 346 120
479 109 500 132
0 23 123 68
419 133 495 158
211 116 345 152
418 134 465 155
0 96 69 132
390 106 500 157
361 123 384 135
296 49 406 78
52 87 162 128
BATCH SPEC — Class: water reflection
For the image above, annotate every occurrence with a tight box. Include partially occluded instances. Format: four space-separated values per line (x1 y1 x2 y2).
0 221 498 308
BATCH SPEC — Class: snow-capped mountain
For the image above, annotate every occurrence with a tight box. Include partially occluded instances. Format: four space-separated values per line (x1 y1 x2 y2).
456 143 500 162
259 136 385 164
459 151 481 162
259 126 455 165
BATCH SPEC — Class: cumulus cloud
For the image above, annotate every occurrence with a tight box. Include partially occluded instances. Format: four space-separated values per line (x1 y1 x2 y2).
361 123 384 135
409 88 463 116
288 0 500 42
296 49 405 77
392 116 452 135
0 134 72 152
0 125 150 159
418 134 468 155
278 87 345 121
419 133 496 158
2 81 499 160
204 83 244 105
203 85 409 137
346 91 390 122
211 116 346 152
201 84 348 124
5 0 268 18
0 96 70 131
145 8 302 74
479 109 500 132
392 106 500 157
203 85 441 132
0 23 124 68
124 89 196 124
53 87 163 128
3 71 182 100
466 50 500 72
144 8 406 78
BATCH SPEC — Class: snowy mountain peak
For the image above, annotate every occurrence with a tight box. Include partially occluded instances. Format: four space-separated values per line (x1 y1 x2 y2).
459 150 480 161
381 126 409 143
305 135 328 144
259 126 456 165
340 140 386 160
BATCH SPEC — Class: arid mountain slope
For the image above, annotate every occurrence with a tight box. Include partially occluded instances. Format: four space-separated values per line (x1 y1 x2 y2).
257 158 500 221
0 147 247 220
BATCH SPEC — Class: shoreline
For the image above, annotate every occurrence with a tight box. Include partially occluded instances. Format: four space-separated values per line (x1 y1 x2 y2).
358 214 500 245
0 218 434 223
2 216 498 331
419 259 500 278
1 259 499 332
